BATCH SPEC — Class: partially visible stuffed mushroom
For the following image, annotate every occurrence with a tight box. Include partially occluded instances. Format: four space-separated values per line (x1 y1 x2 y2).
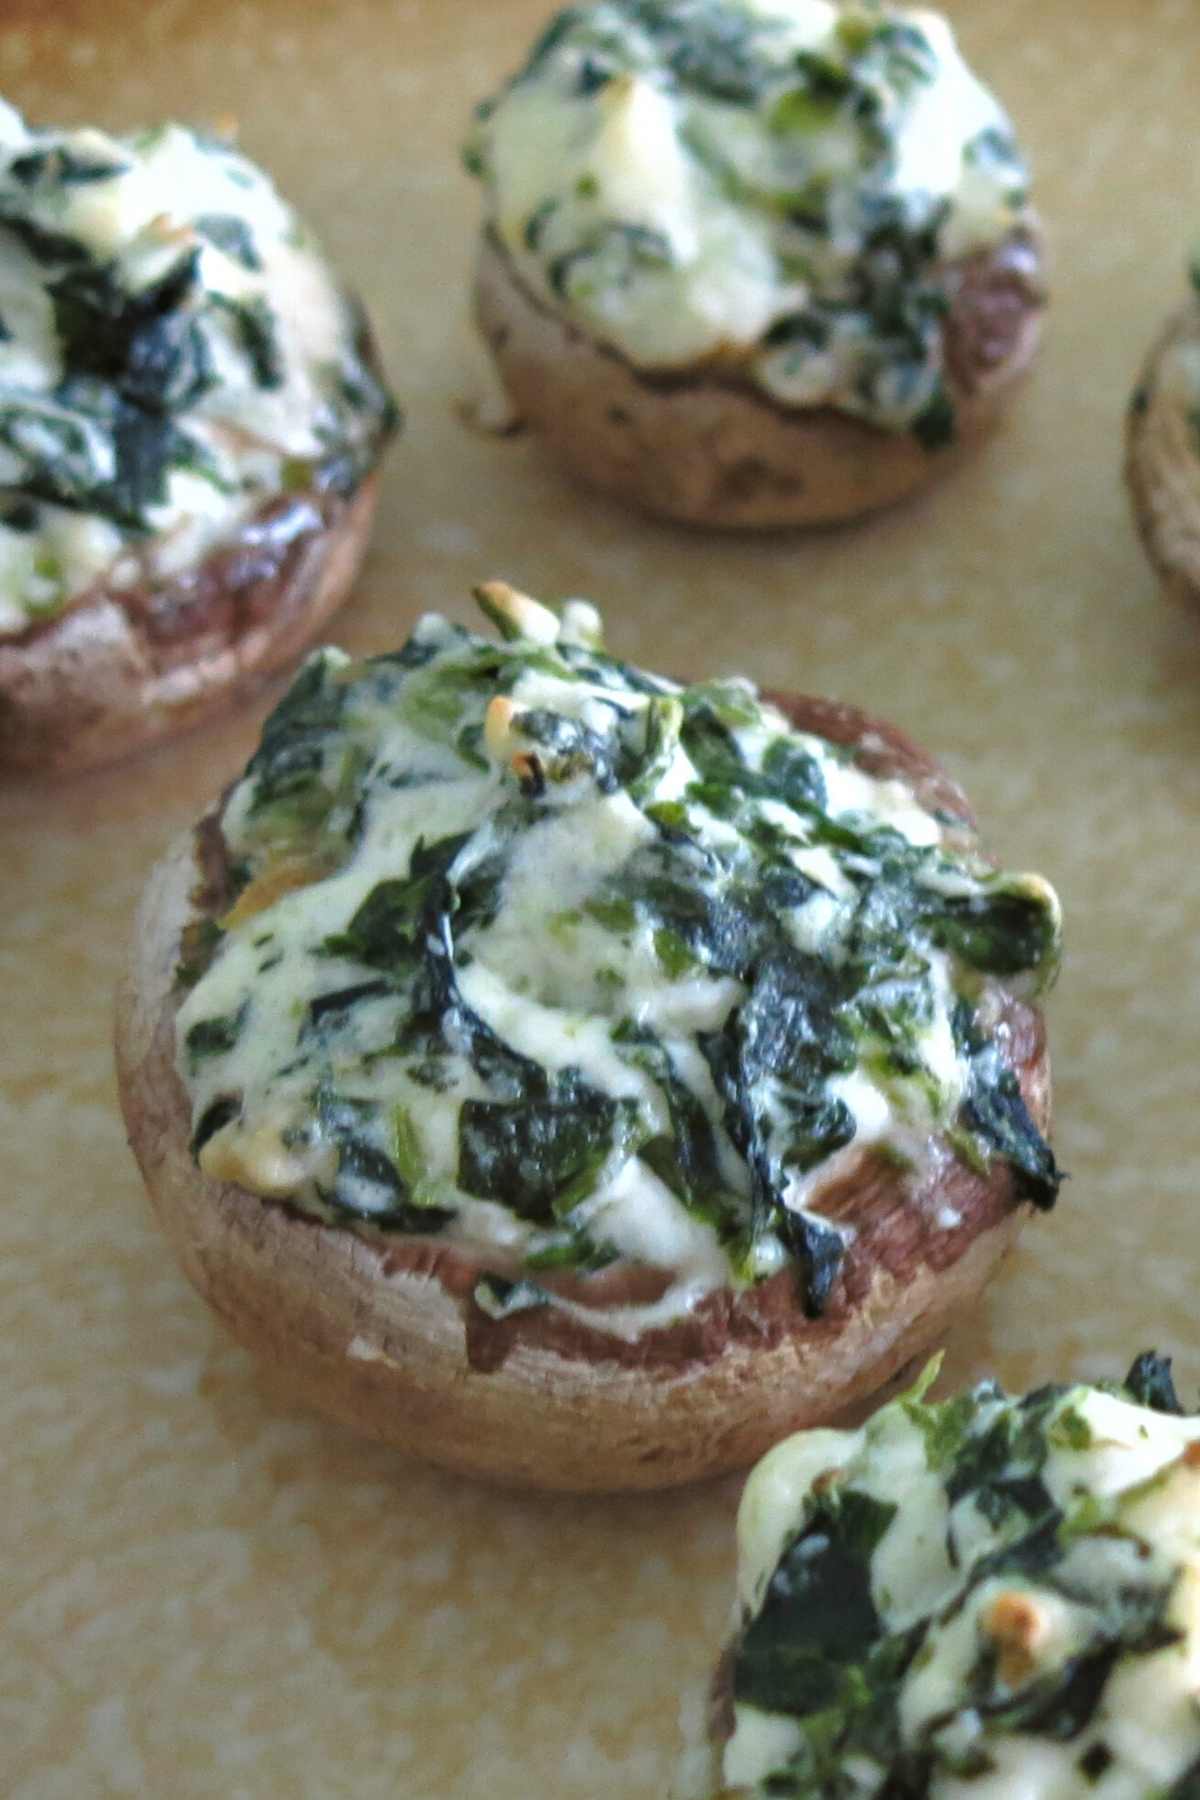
1127 265 1200 607
698 1352 1200 1797
465 0 1045 528
117 580 1062 1492
0 103 398 774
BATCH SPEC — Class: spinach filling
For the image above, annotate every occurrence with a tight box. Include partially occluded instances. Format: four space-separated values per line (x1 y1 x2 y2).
0 117 397 598
466 0 1033 438
730 1358 1199 1797
178 589 1060 1312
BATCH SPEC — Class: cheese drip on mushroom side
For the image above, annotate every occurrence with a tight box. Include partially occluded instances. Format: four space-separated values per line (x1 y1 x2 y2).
466 0 1037 439
176 582 1061 1337
721 1353 1200 1798
0 101 396 633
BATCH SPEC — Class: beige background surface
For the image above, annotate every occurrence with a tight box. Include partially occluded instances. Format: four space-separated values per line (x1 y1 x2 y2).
3 1 1200 1793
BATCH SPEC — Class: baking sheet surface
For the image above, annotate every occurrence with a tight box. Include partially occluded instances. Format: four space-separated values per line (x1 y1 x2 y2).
4 1 1200 1792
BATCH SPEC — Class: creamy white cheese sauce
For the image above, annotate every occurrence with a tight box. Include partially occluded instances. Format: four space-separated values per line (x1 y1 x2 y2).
468 0 1033 430
0 108 392 633
176 587 1060 1336
724 1367 1200 1796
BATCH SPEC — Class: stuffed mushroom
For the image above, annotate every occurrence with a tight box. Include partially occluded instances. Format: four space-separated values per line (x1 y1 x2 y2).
701 1352 1200 1797
466 0 1045 528
0 104 397 773
117 581 1061 1490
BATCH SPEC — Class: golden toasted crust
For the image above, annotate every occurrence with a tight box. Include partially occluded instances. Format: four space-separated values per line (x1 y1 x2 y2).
0 474 380 776
115 696 1052 1492
1126 303 1200 606
474 229 1046 530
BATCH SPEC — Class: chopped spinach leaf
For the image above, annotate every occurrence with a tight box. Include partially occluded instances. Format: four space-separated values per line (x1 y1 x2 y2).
0 207 91 264
402 911 548 1104
107 404 206 524
0 496 37 531
10 144 128 186
763 309 830 352
731 949 855 1104
473 1275 550 1318
322 834 473 970
943 1386 1058 1521
1123 1351 1184 1417
314 1088 454 1230
524 1227 617 1272
0 389 214 530
302 978 392 1039
458 1085 631 1223
1078 1743 1113 1781
626 695 684 801
49 251 212 412
513 706 620 791
239 653 367 861
548 220 674 297
184 1000 248 1069
902 1383 983 1474
613 1020 742 1229
922 881 1058 980
762 735 828 811
0 403 109 513
193 211 262 271
327 878 425 968
522 197 558 254
628 0 782 105
1048 1404 1093 1452
735 1486 899 1715
953 1000 1061 1210
773 1205 846 1315
211 291 284 388
190 1094 240 1158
